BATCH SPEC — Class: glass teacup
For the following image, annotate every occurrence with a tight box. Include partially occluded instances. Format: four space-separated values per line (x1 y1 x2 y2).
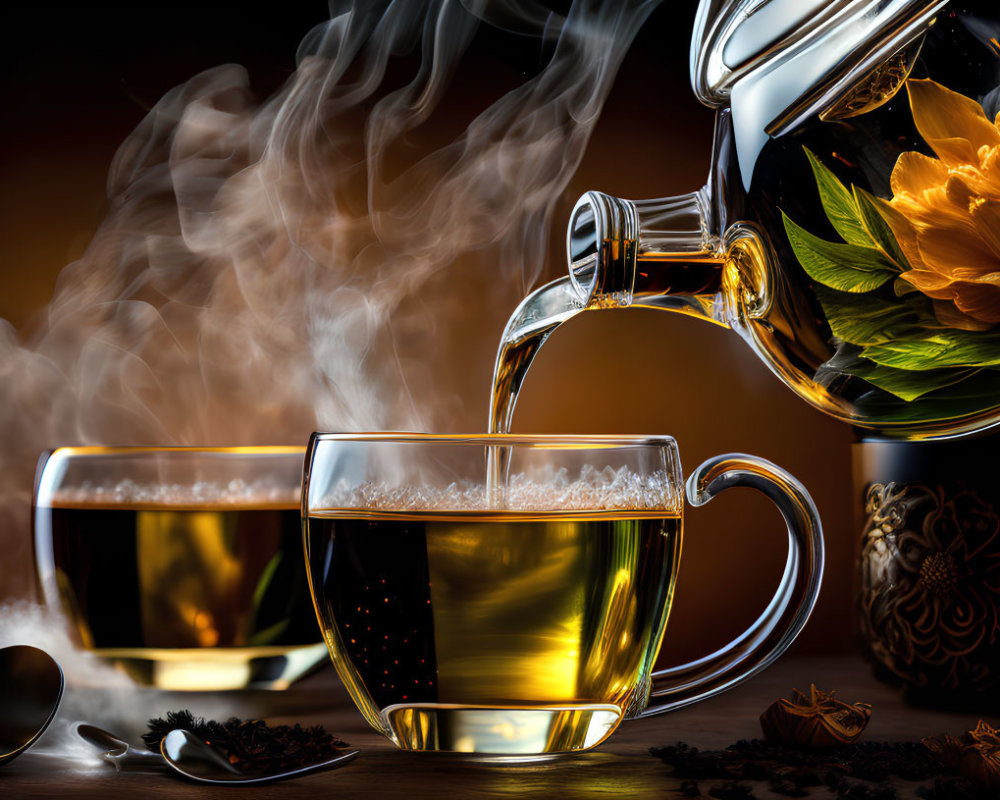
303 433 824 757
33 447 327 690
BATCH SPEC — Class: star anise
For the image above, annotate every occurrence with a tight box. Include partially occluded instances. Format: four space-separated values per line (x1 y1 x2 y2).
760 685 872 749
924 721 1000 790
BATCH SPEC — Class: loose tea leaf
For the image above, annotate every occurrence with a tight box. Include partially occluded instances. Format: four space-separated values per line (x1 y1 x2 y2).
707 783 758 799
783 213 897 293
650 739 983 800
813 286 919 347
862 329 1000 371
144 710 349 774
804 147 871 247
814 341 980 403
853 187 909 270
924 721 1000 791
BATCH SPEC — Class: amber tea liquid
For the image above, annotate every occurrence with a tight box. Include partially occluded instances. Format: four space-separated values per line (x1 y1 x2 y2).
34 500 326 690
305 509 680 754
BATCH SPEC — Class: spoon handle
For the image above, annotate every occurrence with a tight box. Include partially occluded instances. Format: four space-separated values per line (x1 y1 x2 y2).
104 749 167 772
161 728 360 787
250 749 361 785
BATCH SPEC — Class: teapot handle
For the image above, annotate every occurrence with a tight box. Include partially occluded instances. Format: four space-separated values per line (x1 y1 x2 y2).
635 453 824 718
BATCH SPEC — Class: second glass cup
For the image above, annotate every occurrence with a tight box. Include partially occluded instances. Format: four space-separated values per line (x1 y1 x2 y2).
303 433 824 758
33 447 327 691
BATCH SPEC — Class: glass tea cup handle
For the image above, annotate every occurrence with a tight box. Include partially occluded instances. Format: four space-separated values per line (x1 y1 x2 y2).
636 453 824 718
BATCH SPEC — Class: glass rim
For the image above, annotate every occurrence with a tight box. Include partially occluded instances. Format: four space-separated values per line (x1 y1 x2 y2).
309 432 678 449
35 446 307 510
42 445 306 459
305 433 683 515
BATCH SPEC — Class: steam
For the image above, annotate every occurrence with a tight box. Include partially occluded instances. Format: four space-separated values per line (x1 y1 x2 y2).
0 0 659 758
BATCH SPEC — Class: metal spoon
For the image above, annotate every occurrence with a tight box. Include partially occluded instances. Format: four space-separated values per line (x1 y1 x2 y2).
75 724 165 771
0 644 63 768
160 729 359 785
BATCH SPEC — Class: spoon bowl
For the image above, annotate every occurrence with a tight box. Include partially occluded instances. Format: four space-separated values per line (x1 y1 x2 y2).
160 729 359 785
0 645 63 768
76 724 164 771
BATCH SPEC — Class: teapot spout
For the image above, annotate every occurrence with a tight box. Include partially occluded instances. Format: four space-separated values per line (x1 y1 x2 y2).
567 188 728 325
489 188 735 434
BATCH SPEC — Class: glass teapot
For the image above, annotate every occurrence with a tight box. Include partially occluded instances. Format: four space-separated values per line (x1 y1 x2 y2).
492 0 1000 439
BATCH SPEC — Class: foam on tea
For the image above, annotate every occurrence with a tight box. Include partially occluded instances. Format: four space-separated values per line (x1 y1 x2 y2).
305 467 682 754
312 465 681 513
49 480 299 509
35 482 322 691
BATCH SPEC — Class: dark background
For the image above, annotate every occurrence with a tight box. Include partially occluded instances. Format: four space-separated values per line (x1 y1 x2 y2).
0 3 857 662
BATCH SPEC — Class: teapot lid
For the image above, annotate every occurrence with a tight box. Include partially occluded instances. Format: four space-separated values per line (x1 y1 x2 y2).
690 0 947 186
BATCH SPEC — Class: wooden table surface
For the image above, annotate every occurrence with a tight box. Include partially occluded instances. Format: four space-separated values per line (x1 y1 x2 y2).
2 654 991 799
